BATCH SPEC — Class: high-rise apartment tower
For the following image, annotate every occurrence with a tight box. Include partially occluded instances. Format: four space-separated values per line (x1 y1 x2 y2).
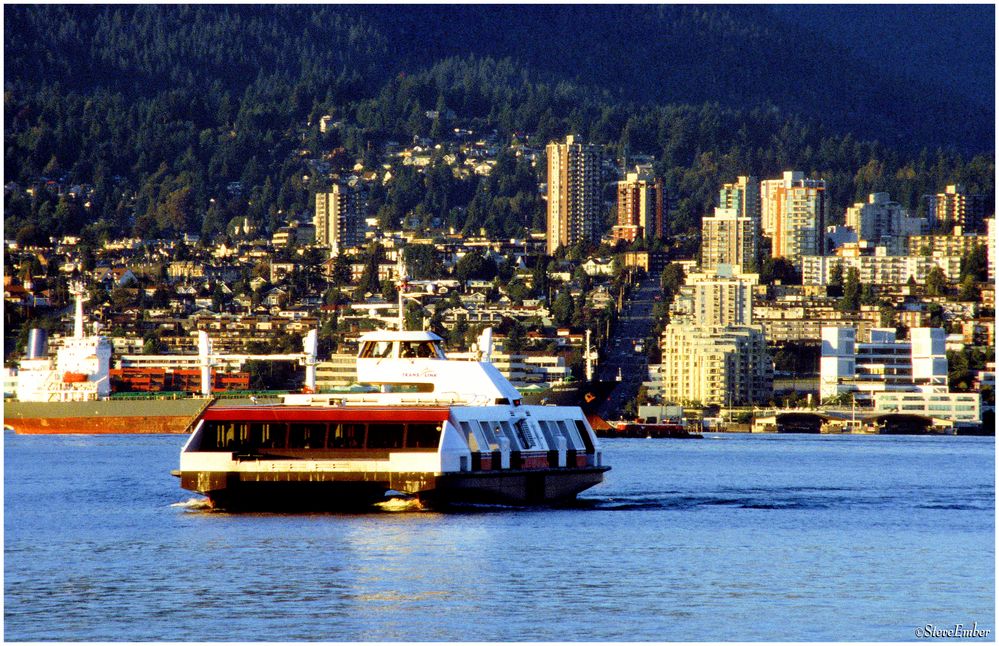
314 184 362 254
763 171 828 269
612 166 664 243
546 135 601 255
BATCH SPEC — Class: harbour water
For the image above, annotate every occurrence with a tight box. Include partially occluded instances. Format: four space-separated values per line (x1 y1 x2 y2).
4 431 994 641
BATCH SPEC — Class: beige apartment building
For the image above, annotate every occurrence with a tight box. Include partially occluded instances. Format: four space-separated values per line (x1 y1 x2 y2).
924 184 988 232
546 135 601 255
844 192 923 253
701 207 758 273
659 324 772 406
671 267 758 326
801 252 963 286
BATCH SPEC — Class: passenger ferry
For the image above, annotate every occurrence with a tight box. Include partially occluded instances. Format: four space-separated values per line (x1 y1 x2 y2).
173 329 609 510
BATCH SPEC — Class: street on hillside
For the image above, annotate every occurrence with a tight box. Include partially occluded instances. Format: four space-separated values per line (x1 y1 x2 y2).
596 271 661 419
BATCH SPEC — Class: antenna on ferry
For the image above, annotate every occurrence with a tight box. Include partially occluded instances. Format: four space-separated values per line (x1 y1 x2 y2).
396 254 408 331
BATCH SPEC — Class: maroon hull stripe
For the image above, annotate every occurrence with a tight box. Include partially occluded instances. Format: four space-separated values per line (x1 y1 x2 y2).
201 405 451 423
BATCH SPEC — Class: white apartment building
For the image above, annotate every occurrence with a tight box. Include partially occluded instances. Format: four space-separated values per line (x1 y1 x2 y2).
801 251 962 286
775 182 828 268
448 349 571 387
701 207 758 273
760 171 802 238
989 218 996 282
671 266 758 326
844 192 924 253
659 324 772 406
820 326 948 403
316 348 571 392
719 175 760 221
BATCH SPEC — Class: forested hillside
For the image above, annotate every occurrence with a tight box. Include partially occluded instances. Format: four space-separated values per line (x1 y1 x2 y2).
4 5 994 245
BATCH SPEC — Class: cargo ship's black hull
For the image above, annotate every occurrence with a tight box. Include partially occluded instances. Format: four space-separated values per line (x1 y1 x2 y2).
597 422 703 439
519 380 618 414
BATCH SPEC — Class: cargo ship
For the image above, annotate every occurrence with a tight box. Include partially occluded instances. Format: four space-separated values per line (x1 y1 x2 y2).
517 329 619 415
518 379 618 414
598 420 703 439
3 398 212 435
4 283 315 435
173 328 610 510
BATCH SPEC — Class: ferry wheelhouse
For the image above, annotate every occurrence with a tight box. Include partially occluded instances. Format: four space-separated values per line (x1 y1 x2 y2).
174 330 609 510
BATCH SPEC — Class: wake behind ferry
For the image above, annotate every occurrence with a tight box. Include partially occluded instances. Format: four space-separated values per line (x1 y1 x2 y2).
173 328 609 510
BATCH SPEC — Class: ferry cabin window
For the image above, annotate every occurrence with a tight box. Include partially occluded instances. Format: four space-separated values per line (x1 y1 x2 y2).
458 421 481 452
478 421 501 450
208 421 249 450
359 341 393 358
555 420 584 450
573 419 595 453
367 423 404 449
398 341 442 359
288 423 327 449
249 422 286 449
505 420 533 449
498 420 526 450
405 423 442 449
535 420 557 447
330 423 365 448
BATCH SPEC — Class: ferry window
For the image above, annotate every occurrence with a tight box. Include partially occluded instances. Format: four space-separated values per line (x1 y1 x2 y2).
288 423 327 449
478 421 500 450
213 422 249 450
556 420 583 450
361 341 393 358
416 342 438 358
367 423 404 449
513 419 538 448
406 423 441 448
573 419 595 453
458 421 480 451
536 420 556 446
498 421 523 450
330 423 365 449
202 422 222 450
504 420 533 449
249 423 285 449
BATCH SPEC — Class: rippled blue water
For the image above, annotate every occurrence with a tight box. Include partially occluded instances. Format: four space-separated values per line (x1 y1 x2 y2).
4 431 994 641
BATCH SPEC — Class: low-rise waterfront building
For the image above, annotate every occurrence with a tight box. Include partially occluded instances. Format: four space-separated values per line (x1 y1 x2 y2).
820 326 948 403
873 389 980 424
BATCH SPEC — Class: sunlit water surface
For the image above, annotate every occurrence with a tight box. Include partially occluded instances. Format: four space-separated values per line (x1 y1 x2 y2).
4 432 993 641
